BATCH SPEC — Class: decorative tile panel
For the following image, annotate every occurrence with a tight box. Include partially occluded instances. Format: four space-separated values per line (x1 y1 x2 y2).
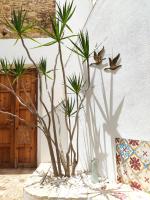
116 138 150 193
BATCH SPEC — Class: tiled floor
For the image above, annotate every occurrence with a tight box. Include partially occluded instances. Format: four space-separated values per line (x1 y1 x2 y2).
0 169 34 200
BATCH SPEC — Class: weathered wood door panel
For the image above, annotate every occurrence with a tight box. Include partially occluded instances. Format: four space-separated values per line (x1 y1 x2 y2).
15 69 37 168
0 69 37 168
0 75 14 167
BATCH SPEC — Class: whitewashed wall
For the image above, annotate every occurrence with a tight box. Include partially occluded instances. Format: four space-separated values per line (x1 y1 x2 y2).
1 0 149 184
68 0 150 182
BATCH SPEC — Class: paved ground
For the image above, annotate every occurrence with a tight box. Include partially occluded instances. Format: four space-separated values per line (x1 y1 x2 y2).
0 169 34 200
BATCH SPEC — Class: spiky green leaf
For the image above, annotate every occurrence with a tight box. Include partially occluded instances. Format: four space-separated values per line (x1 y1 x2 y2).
61 98 75 117
11 57 26 82
67 74 85 95
70 31 90 61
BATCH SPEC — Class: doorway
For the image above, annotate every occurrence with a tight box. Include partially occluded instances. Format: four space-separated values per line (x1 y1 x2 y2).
0 68 37 168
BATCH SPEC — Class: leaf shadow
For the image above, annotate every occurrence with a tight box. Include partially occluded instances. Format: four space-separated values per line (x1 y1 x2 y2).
81 60 125 178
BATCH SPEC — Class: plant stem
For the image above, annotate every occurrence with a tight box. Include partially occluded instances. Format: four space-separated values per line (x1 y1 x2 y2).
58 42 72 176
68 116 72 165
58 43 67 99
87 59 90 87
71 94 79 176
20 36 58 176
20 37 38 69
51 52 62 176
76 94 79 163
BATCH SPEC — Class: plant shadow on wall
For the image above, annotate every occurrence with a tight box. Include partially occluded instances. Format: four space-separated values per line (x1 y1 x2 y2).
0 0 124 182
79 49 125 177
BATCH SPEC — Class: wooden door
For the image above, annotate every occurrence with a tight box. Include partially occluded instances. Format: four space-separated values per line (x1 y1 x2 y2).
15 69 37 168
0 69 37 168
0 75 14 167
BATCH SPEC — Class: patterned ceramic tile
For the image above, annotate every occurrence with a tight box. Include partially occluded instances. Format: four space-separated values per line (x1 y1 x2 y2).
117 141 134 161
115 138 150 193
136 143 150 166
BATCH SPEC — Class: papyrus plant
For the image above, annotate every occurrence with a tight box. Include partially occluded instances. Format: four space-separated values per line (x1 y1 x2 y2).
1 1 92 177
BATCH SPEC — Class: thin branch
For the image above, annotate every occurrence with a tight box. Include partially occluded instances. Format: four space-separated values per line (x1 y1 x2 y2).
55 106 68 172
20 36 52 137
66 68 90 175
20 35 59 177
58 42 70 132
0 110 43 131
51 51 62 176
66 90 87 160
39 75 51 132
21 81 37 112
45 76 52 131
0 82 36 114
20 36 38 69
76 94 79 163
87 59 90 87
48 52 59 130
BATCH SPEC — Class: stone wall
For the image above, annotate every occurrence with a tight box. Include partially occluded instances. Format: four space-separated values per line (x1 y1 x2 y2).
0 0 55 38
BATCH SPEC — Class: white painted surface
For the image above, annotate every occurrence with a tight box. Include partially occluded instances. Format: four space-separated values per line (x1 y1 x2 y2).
23 164 150 200
63 0 150 182
2 0 150 184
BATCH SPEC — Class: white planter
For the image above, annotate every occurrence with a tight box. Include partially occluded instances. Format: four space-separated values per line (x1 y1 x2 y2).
24 163 150 200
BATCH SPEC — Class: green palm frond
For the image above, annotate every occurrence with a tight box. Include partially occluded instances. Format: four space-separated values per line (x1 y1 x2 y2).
70 31 90 61
38 1 76 47
11 57 26 82
62 98 75 117
0 58 12 74
38 58 53 79
57 1 76 34
3 8 34 38
39 16 61 44
67 74 85 95
39 58 47 75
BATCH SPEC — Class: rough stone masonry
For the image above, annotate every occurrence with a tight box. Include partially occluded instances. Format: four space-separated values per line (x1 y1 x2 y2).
0 0 55 38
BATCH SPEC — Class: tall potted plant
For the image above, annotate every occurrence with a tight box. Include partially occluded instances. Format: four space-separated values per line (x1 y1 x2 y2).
0 1 92 178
